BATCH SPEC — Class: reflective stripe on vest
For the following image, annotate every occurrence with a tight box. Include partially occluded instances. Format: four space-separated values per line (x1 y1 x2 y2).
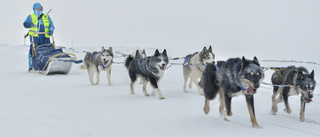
28 13 50 38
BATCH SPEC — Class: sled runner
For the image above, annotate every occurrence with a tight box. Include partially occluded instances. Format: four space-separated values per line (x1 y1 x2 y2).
29 32 82 75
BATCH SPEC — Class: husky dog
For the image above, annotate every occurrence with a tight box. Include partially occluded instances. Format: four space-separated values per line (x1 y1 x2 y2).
130 49 147 59
82 46 113 85
270 66 316 122
125 49 147 70
125 49 168 99
183 46 215 95
201 57 264 128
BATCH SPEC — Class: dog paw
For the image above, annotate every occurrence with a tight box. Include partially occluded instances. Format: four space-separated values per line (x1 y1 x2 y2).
159 97 165 100
224 118 230 122
130 91 135 95
270 111 277 115
300 118 305 122
252 124 262 129
203 107 210 115
144 93 150 96
284 109 292 114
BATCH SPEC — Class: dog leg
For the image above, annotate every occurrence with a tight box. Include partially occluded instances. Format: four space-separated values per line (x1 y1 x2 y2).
142 80 150 96
204 99 210 115
150 79 164 99
217 88 228 121
96 71 100 85
188 78 193 89
183 72 191 93
106 69 112 86
282 87 292 114
300 96 306 122
283 96 292 114
246 95 262 128
191 76 204 95
130 82 135 95
88 69 95 85
224 94 233 117
271 87 282 115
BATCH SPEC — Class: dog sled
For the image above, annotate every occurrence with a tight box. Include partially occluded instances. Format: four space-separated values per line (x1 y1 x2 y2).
29 32 82 75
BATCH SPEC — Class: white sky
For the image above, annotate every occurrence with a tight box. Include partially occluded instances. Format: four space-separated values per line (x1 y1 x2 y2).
1 0 320 61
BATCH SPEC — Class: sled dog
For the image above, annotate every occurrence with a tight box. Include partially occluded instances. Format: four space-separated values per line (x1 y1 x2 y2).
201 57 264 128
270 66 316 122
125 49 168 99
183 46 215 95
125 49 147 70
82 46 113 85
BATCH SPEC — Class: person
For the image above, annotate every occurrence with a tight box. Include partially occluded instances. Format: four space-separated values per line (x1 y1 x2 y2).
23 3 55 71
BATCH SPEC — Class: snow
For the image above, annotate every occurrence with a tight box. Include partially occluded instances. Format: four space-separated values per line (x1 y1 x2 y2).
1 44 320 137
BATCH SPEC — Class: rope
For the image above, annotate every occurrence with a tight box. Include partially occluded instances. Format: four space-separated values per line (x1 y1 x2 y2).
261 60 320 66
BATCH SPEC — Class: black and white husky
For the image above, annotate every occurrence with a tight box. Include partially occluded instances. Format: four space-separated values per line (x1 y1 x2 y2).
270 66 316 122
201 57 264 128
81 46 113 86
183 46 215 95
125 49 169 99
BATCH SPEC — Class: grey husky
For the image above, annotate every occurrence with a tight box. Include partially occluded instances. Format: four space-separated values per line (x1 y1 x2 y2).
183 46 215 95
270 66 316 122
81 46 114 86
201 57 264 128
125 49 168 99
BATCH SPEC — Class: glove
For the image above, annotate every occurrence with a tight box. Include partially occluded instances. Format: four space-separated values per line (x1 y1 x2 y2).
49 31 53 36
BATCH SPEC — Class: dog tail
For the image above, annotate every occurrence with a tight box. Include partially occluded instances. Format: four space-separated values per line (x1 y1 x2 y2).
79 52 92 70
125 55 134 70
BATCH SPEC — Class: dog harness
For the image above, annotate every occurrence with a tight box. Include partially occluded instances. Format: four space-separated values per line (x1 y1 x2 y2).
138 60 146 75
184 56 207 70
91 52 107 69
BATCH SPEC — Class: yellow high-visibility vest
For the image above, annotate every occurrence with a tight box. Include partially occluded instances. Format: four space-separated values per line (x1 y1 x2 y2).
28 13 50 38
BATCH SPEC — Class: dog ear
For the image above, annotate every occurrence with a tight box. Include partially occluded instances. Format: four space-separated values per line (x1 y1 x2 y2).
135 50 140 56
142 49 146 54
101 46 105 52
310 70 314 79
241 56 247 67
208 45 212 53
154 49 160 56
297 71 304 80
201 47 207 54
108 47 113 53
163 49 167 56
253 56 260 65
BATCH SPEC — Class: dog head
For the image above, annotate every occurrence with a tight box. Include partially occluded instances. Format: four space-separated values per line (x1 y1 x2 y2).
296 70 316 103
239 56 264 95
199 46 215 65
150 49 169 71
132 49 147 59
100 46 114 66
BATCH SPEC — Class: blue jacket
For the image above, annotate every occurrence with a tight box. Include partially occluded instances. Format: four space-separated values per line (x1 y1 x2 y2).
23 3 55 36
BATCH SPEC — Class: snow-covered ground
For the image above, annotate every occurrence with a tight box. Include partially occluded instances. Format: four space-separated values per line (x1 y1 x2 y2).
0 44 320 137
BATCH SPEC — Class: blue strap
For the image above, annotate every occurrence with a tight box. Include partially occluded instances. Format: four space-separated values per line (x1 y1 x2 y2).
215 64 219 71
92 52 106 69
238 84 247 91
101 62 106 69
138 60 146 74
